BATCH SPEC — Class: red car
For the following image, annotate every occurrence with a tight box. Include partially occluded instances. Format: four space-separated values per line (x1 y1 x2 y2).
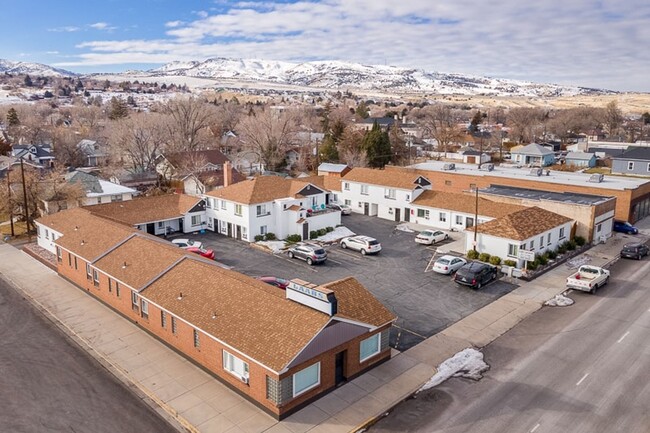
257 276 289 289
186 246 215 260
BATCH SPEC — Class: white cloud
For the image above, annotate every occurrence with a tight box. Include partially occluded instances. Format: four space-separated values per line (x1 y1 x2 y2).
48 26 81 32
89 22 117 31
64 0 650 91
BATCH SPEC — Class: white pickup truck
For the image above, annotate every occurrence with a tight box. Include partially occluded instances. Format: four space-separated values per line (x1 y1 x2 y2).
566 265 610 294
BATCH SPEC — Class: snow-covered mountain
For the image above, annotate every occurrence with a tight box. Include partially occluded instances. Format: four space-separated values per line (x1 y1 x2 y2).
146 57 611 97
0 59 76 77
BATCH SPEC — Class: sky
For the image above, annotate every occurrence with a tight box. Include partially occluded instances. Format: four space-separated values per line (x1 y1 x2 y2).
1 0 649 92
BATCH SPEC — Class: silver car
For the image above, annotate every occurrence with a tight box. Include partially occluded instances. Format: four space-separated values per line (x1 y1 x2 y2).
432 255 467 275
340 235 381 255
288 243 328 265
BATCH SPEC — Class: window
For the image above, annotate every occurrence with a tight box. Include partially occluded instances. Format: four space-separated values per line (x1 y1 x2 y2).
260 225 267 236
547 233 552 245
470 183 476 190
559 227 565 239
597 223 602 233
108 278 112 293
68 253 72 267
343 182 350 191
384 188 396 199
223 350 250 380
74 256 78 270
234 204 242 216
361 185 369 195
56 247 62 263
540 236 544 249
141 299 149 319
45 229 49 240
439 212 447 222
115 281 120 297
507 243 519 257
242 226 248 240
445 180 452 186
292 362 320 397
647 163 650 172
206 198 213 209
97 196 102 204
360 333 381 362
344 199 351 206
416 209 430 219
406 194 410 202
110 194 123 202
193 329 200 348
93 269 99 287
530 239 535 250
221 200 226 210
161 311 166 328
131 291 139 312
455 215 463 225
86 264 92 281
256 204 268 216
191 215 201 226
628 161 634 171
171 317 177 335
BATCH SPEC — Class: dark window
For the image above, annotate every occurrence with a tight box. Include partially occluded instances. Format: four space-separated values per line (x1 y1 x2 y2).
171 317 177 335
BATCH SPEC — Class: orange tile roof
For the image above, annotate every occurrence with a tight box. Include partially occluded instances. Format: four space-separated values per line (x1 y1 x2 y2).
473 206 573 240
412 190 527 218
206 176 326 205
87 194 203 225
342 167 430 190
321 277 396 327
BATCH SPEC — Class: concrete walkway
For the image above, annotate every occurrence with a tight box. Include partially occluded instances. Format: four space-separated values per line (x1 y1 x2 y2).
0 231 637 433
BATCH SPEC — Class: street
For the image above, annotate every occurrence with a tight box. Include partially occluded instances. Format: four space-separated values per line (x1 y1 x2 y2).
370 255 650 432
0 277 178 433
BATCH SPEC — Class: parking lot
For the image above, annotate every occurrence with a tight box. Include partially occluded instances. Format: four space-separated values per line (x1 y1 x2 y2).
174 214 518 351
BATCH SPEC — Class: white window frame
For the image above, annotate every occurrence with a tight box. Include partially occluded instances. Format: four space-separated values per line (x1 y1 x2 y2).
343 182 350 191
384 188 396 199
507 243 519 258
455 215 463 225
256 204 268 216
191 215 201 226
157 221 164 228
559 227 565 239
140 299 149 319
439 212 447 222
547 233 552 245
628 161 634 171
222 350 250 380
359 333 381 363
234 204 242 216
242 226 248 240
292 362 321 397
92 269 99 286
360 184 369 195
221 200 227 210
193 329 200 348
260 225 268 235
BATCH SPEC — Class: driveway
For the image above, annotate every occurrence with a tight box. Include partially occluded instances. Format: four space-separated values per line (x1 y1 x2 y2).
173 214 518 351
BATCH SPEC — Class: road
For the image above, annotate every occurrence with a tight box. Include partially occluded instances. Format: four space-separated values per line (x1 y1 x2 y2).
0 277 178 433
371 256 650 433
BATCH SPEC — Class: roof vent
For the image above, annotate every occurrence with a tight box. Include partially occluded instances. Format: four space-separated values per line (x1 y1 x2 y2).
589 173 604 183
122 261 127 269
74 226 79 231
80 240 85 245
443 163 456 171
211 311 217 319
177 292 183 301
529 168 543 176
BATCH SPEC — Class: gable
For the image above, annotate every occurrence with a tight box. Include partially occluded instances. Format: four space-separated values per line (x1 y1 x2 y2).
188 200 206 213
296 184 325 197
415 176 431 187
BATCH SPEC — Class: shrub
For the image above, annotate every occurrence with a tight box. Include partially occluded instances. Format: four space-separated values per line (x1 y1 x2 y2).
265 232 277 241
557 243 567 254
503 259 516 267
478 253 491 263
317 228 327 236
310 230 318 240
489 255 502 266
467 250 479 260
325 226 334 233
574 235 586 246
546 250 557 260
566 240 576 250
286 234 302 243
527 260 539 271
254 234 264 242
537 254 548 266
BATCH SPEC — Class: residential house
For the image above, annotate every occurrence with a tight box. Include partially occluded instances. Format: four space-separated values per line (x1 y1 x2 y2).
156 149 234 180
204 176 340 242
612 147 650 176
458 148 491 165
565 152 597 168
77 139 109 167
338 167 432 221
317 163 351 177
34 208 396 419
468 206 574 268
179 166 246 196
355 117 396 132
12 144 55 167
109 169 159 192
510 143 555 167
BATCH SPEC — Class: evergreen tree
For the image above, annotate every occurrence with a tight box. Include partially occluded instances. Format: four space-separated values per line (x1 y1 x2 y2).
0 135 11 156
6 107 19 126
108 97 129 120
355 101 370 119
469 110 482 134
24 75 33 87
319 135 339 162
161 83 167 90
126 95 137 107
362 122 391 168
642 112 650 125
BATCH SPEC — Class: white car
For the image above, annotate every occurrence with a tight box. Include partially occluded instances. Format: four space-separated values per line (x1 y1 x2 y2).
329 203 352 215
432 255 467 275
415 230 449 245
172 239 204 249
340 235 381 255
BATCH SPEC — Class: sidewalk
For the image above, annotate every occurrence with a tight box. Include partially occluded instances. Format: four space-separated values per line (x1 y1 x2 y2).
0 233 635 433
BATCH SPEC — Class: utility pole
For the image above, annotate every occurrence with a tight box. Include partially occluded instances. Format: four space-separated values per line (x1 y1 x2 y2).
19 156 31 235
473 186 479 252
6 168 14 236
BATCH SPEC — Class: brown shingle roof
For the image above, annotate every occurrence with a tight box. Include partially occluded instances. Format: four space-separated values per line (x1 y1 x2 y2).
412 190 527 218
297 175 341 192
189 169 246 188
206 176 325 205
144 258 330 372
164 149 231 168
474 206 573 240
87 194 202 225
322 277 396 327
343 167 430 190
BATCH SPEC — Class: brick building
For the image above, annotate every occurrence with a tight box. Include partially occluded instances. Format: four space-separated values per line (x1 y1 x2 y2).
35 208 396 419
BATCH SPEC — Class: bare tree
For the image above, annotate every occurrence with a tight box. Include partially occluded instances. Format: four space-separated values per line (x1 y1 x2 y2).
604 101 623 136
52 127 86 167
337 128 367 167
506 107 545 143
109 113 166 173
161 97 216 152
413 104 464 157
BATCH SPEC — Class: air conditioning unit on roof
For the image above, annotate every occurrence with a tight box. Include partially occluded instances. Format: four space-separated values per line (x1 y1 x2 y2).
588 173 604 183
443 163 455 170
481 163 494 171
529 168 543 176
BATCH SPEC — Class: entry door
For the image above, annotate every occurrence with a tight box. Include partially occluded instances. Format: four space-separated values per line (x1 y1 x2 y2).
227 223 232 237
146 223 155 234
364 203 369 216
404 208 411 222
302 223 309 240
236 225 242 240
466 217 474 228
395 208 401 222
335 351 347 386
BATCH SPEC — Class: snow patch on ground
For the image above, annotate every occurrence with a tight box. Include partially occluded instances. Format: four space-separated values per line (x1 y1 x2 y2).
316 226 355 243
257 240 286 253
395 223 415 233
418 348 489 393
545 294 575 307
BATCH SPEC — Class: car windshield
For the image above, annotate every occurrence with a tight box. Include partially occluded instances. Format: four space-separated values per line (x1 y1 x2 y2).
420 231 433 236
437 258 450 265
623 245 638 252
314 249 326 255
368 240 379 246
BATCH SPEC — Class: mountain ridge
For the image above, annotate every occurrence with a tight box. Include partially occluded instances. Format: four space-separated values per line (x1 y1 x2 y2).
0 59 77 77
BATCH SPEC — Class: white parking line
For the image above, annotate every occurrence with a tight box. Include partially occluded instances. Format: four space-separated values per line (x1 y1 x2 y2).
617 331 630 343
576 373 589 386
530 423 541 433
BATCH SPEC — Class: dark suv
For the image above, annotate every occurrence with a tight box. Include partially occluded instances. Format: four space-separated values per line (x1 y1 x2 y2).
287 243 328 265
620 242 649 260
453 262 497 289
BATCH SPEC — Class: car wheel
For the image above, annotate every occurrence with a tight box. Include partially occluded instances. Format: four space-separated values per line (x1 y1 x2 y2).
306 258 313 265
288 251 294 258
444 234 449 240
341 243 347 249
589 286 596 294
361 249 367 255
638 254 642 260
476 282 482 290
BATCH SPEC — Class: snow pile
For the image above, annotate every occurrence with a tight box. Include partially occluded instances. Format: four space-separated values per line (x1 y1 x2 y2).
418 348 489 393
395 223 415 233
316 226 355 243
257 240 286 253
544 294 575 307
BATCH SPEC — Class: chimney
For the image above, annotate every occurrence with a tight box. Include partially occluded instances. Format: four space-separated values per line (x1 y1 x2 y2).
223 160 233 187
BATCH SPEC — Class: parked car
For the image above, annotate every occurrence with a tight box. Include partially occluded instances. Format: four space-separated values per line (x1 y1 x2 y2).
287 243 328 265
340 235 382 255
453 262 497 289
566 265 610 294
613 220 639 235
415 230 449 245
256 276 289 289
172 239 204 249
328 203 352 215
620 242 649 260
186 246 215 260
432 255 467 275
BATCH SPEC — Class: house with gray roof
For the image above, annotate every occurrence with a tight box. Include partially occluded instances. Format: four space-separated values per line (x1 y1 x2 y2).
11 144 55 167
510 143 555 167
565 152 597 168
612 147 650 176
